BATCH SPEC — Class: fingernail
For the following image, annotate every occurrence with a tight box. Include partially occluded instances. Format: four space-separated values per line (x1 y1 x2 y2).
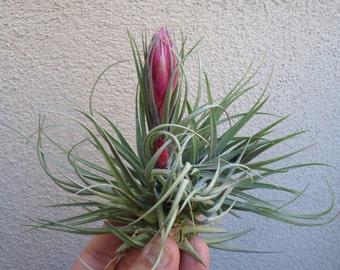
145 237 171 268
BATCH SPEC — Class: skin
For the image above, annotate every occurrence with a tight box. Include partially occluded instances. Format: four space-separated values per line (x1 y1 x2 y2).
71 230 210 270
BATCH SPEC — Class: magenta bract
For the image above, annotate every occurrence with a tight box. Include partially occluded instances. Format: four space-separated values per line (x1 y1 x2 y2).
153 137 168 168
146 27 179 124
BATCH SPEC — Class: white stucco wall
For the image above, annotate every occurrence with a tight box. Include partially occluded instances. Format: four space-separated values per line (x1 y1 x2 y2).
1 1 339 269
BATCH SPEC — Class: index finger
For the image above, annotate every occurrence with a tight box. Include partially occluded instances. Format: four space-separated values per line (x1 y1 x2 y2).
71 230 123 270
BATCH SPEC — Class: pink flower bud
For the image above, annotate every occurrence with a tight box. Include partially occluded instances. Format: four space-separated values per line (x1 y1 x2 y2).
153 137 168 168
146 27 180 125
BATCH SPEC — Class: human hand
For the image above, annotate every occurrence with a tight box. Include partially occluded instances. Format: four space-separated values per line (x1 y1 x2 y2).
72 231 210 270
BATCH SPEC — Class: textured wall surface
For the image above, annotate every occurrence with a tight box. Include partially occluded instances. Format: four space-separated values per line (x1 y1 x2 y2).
1 1 339 269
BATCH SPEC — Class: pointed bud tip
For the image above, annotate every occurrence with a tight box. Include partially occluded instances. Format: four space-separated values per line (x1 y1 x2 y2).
146 27 180 124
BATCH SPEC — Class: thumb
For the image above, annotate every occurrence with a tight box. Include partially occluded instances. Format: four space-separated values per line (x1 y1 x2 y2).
129 236 180 270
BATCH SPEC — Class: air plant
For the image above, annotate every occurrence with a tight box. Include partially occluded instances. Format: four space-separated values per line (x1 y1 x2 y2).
21 27 336 269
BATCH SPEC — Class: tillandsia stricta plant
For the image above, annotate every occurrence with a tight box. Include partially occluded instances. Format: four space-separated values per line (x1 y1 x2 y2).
18 27 337 269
